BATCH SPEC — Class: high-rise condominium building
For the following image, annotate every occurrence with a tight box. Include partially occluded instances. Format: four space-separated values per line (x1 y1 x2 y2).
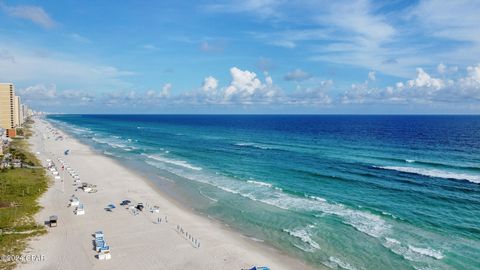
0 83 16 129
15 95 23 126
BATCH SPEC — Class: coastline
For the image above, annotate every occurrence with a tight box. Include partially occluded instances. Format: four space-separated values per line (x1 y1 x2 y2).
18 118 316 269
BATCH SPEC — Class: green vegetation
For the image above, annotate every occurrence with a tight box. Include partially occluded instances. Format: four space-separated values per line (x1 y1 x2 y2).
6 139 38 167
0 122 49 270
12 118 34 140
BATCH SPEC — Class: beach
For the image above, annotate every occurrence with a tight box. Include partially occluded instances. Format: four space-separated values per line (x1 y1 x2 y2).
18 118 311 270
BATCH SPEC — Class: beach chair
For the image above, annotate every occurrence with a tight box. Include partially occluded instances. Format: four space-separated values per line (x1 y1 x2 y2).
99 246 110 252
243 267 271 270
97 252 111 260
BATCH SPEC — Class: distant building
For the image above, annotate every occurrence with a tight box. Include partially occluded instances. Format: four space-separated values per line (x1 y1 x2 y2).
0 83 30 137
0 83 16 130
14 95 22 126
22 104 29 121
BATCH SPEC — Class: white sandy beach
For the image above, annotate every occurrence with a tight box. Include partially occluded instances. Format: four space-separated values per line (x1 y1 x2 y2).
17 119 312 270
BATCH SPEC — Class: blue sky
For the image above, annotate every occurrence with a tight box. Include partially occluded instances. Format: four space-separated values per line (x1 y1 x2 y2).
0 0 479 113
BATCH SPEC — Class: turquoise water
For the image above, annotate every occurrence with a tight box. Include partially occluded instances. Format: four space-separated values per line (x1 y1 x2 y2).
47 115 480 270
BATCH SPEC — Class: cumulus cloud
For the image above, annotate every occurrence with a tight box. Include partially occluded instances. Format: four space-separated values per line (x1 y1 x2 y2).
18 84 57 99
146 83 172 99
176 67 279 105
20 63 480 112
202 76 218 93
406 68 444 89
221 67 277 104
17 84 95 106
342 64 480 104
437 63 446 74
287 80 333 105
59 89 94 102
1 3 56 29
284 69 312 81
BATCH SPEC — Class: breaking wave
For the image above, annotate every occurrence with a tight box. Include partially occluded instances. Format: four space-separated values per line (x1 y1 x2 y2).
283 227 321 252
142 153 202 171
375 166 480 184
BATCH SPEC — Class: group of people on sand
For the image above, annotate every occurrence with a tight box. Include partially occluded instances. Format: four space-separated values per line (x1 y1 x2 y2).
176 225 201 248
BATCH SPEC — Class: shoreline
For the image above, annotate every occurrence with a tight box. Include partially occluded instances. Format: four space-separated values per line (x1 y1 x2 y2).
18 118 316 269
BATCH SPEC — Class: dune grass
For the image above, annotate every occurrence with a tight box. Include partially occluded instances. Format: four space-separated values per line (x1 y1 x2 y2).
0 124 49 270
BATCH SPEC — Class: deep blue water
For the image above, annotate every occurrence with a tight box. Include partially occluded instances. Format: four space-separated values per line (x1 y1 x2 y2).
47 114 480 270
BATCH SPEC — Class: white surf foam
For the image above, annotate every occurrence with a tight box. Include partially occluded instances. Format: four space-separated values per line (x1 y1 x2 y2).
247 180 273 188
142 154 202 171
376 166 480 184
141 157 390 240
383 237 444 262
328 256 357 270
92 137 108 144
283 227 320 252
408 245 444 260
234 142 272 150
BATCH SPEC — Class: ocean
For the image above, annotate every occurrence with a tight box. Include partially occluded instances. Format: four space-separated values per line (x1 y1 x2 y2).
46 114 480 270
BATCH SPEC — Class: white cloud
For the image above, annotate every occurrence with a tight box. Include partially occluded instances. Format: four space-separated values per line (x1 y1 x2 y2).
406 68 444 89
284 69 312 81
202 76 218 93
17 84 95 106
368 71 376 81
18 84 57 99
223 67 276 103
236 0 480 78
176 67 279 105
59 89 94 102
467 65 480 82
265 73 273 86
286 80 333 105
342 64 480 104
437 63 447 74
0 43 134 91
1 3 56 29
161 83 172 97
146 83 171 99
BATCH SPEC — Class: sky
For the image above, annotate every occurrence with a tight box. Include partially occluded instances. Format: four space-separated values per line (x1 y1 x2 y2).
0 0 479 114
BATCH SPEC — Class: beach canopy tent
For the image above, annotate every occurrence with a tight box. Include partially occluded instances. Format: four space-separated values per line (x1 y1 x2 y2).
108 204 116 209
244 267 271 270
